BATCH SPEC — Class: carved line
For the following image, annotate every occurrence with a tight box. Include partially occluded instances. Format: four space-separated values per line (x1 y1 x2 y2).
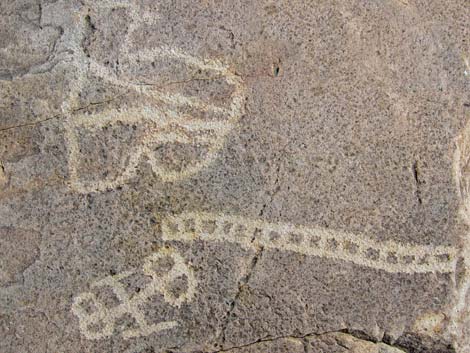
448 120 470 342
162 212 458 274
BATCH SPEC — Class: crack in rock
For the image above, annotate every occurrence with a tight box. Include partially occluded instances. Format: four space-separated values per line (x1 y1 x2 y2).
208 330 409 353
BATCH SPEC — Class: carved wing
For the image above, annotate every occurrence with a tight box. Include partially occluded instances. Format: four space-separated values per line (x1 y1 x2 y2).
65 46 245 193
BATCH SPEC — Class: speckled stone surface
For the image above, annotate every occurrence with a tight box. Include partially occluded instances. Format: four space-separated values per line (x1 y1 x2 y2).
1 1 469 352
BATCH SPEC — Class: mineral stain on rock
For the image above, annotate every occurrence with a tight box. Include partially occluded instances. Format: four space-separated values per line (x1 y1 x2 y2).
0 162 6 188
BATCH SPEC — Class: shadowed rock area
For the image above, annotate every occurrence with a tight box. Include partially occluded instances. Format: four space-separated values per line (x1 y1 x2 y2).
0 0 469 352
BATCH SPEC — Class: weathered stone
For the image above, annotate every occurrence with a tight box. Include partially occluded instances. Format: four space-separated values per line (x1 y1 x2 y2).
1 0 469 352
0 227 41 286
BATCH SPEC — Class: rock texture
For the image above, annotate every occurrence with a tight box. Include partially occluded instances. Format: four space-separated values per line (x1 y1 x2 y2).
0 0 469 352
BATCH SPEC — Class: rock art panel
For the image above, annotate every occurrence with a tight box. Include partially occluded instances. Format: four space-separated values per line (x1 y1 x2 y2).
1 0 469 352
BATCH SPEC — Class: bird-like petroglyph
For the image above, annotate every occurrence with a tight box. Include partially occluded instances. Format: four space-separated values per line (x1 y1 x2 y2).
65 48 245 193
71 248 197 340
61 1 246 193
162 212 458 274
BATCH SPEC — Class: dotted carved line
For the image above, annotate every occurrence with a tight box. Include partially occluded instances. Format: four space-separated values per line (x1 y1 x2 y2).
162 213 456 274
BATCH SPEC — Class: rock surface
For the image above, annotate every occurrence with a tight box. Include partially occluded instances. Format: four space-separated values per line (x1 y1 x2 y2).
1 0 469 352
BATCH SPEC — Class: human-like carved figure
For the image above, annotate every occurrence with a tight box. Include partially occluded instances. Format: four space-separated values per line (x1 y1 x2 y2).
71 248 196 340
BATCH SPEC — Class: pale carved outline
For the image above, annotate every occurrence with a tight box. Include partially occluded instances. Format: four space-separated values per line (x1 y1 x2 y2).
62 2 246 193
162 212 458 274
448 119 470 347
71 247 197 340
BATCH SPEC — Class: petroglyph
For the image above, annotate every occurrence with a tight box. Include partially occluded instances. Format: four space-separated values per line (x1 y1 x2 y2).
61 1 246 193
71 248 197 340
65 49 245 192
449 120 470 345
162 212 458 274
